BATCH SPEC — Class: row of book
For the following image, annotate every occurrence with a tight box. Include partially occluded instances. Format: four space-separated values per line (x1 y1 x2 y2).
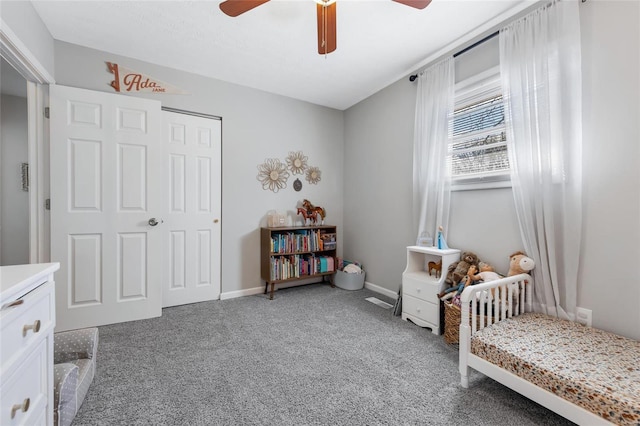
269 255 335 281
270 230 332 254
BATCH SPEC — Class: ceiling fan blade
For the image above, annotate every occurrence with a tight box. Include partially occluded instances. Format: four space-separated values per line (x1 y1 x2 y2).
219 0 270 17
317 2 337 55
392 0 432 9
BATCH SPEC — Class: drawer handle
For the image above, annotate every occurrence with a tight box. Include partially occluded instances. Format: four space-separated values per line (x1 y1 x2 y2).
7 299 24 308
10 398 30 419
22 320 41 337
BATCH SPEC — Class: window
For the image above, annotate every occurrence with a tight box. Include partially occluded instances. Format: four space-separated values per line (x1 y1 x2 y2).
449 67 510 190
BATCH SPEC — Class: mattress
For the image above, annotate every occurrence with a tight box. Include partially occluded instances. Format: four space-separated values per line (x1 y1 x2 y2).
470 312 640 425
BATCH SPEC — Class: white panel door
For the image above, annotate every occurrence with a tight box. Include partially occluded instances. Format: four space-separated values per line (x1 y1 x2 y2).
162 110 221 307
50 85 163 331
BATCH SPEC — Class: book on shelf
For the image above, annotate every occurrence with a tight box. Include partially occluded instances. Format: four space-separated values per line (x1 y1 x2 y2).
269 254 335 281
270 229 332 254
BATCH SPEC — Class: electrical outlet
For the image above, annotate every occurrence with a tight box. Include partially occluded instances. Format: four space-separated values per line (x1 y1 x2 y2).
576 307 592 327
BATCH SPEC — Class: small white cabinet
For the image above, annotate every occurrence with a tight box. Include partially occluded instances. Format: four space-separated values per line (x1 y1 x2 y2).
1 263 59 426
401 246 460 335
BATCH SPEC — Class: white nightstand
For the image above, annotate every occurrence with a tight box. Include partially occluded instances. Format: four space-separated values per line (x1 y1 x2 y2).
401 246 460 335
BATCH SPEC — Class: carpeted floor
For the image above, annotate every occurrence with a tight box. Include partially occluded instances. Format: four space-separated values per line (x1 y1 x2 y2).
72 284 574 426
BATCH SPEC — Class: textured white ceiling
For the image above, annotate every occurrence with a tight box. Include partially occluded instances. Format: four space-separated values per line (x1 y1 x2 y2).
31 0 535 110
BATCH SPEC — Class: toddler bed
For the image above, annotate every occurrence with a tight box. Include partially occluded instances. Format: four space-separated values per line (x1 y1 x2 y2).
458 274 640 425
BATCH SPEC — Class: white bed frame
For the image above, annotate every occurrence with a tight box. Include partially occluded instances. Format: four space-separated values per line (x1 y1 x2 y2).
458 274 613 426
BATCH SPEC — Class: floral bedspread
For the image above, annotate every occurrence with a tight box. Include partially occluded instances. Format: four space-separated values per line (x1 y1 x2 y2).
470 312 640 425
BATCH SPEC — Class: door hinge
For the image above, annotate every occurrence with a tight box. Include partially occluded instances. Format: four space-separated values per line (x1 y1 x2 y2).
44 107 50 119
45 199 50 210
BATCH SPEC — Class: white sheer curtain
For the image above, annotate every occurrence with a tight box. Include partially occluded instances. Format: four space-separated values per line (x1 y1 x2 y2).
499 0 582 319
413 57 455 243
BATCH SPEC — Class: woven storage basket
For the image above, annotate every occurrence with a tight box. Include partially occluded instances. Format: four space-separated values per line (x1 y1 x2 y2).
443 301 486 345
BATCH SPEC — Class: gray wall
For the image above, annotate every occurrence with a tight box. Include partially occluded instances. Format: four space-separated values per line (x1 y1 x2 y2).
344 1 640 340
53 41 344 297
0 1 55 79
1 94 30 266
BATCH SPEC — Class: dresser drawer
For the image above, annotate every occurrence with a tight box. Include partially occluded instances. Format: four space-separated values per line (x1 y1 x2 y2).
403 274 439 303
0 338 48 426
1 282 54 374
402 294 438 325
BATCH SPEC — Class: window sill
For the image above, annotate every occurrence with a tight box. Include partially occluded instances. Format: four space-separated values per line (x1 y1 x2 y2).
451 179 512 192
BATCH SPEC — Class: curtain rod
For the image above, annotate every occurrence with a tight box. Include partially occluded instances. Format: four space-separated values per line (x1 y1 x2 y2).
409 0 588 82
409 31 498 82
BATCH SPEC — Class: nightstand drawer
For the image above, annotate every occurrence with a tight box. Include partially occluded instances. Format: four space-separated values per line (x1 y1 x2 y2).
1 283 54 374
402 295 438 325
0 339 48 426
403 275 439 303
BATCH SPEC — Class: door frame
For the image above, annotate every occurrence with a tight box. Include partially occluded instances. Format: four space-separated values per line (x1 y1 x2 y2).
1 18 55 263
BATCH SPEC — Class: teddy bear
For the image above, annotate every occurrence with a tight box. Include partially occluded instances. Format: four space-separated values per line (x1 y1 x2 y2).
507 251 535 276
445 251 479 287
439 251 479 299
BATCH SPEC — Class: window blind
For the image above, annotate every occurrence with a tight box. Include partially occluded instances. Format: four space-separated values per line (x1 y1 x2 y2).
450 93 508 178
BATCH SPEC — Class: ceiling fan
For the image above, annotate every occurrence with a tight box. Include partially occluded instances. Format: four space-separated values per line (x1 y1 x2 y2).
218 0 432 55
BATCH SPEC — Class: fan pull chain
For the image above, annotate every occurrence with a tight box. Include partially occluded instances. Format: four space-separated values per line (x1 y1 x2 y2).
323 5 327 58
321 4 326 57
322 3 328 58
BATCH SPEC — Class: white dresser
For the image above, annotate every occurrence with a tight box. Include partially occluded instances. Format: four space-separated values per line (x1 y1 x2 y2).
1 263 59 426
401 246 459 335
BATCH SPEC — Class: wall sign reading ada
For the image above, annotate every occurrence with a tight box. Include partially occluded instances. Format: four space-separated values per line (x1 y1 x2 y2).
107 62 189 94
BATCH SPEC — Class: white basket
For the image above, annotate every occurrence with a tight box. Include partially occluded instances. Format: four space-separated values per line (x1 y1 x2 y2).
334 270 365 291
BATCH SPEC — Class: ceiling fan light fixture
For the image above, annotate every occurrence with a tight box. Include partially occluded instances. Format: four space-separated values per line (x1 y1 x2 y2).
219 0 430 54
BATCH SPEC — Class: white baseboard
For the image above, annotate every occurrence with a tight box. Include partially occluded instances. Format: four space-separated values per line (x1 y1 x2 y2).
221 280 399 301
220 279 327 300
364 281 398 300
220 286 264 300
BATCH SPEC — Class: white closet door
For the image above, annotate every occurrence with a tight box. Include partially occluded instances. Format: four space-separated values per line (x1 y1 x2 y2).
50 85 163 331
162 110 221 307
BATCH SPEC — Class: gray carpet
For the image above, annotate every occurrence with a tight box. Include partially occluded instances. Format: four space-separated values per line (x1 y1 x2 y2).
72 284 574 426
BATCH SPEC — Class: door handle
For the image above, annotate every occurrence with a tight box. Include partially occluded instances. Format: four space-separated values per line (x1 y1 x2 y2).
148 218 163 227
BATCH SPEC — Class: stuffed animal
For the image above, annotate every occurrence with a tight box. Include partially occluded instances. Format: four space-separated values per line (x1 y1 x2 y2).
507 251 535 276
439 251 479 299
445 251 479 287
497 251 535 307
438 264 478 299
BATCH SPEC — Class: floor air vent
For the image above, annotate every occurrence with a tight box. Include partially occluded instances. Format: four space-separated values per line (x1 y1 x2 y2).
365 297 393 309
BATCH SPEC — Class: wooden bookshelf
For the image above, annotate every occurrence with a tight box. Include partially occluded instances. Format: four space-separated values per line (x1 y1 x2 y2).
260 225 337 299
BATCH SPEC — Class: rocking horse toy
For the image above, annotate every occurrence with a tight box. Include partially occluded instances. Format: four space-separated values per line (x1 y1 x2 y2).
297 199 326 225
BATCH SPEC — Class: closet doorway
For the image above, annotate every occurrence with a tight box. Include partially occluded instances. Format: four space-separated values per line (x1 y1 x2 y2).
1 21 55 267
0 58 29 266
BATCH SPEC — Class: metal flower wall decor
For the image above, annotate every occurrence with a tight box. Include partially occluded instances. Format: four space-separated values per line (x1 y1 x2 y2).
257 158 290 193
256 150 322 193
306 166 321 185
286 151 308 175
